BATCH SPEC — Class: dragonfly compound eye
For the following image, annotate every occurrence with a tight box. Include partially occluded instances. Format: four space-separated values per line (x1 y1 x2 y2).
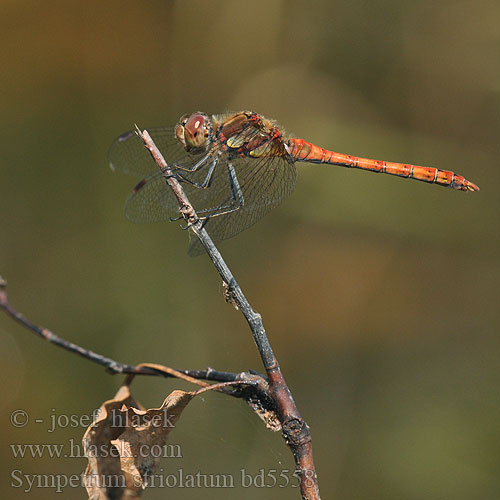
181 112 210 151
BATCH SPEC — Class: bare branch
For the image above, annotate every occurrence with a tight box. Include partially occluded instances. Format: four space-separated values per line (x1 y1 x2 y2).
0 276 270 402
137 129 321 499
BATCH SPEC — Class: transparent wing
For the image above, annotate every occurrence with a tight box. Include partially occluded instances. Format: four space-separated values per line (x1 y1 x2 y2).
124 172 176 223
123 151 226 224
122 149 226 224
187 154 297 256
108 126 207 178
111 125 220 223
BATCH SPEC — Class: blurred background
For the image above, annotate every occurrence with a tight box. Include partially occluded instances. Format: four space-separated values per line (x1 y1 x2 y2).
1 1 499 498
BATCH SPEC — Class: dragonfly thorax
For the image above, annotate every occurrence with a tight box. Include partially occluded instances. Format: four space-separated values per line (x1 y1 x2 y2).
175 112 212 153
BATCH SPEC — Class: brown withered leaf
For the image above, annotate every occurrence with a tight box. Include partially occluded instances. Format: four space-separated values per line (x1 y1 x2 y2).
83 384 145 500
112 390 194 490
83 385 196 500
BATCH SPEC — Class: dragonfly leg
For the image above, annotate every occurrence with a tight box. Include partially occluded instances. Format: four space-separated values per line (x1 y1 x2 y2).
169 153 222 222
174 151 221 189
171 150 213 173
170 160 244 226
178 217 210 232
196 161 244 220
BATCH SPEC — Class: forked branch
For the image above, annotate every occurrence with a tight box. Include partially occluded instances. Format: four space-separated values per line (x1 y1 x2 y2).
0 128 321 499
137 128 320 500
0 276 271 402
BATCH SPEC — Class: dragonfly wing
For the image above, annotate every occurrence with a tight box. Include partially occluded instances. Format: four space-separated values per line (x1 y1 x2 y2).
123 150 225 224
109 127 173 177
113 126 218 223
187 154 297 256
124 171 178 223
109 126 208 178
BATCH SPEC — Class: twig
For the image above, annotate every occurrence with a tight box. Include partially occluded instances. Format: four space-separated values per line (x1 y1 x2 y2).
0 277 269 400
138 128 321 500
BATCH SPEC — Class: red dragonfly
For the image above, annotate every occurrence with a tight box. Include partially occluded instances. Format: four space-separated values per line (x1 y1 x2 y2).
110 111 479 255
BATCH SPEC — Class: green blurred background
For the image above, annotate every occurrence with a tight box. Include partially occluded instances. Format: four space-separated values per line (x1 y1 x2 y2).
1 1 499 498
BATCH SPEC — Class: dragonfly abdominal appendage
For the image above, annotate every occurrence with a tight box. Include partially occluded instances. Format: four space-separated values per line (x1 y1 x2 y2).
110 111 478 255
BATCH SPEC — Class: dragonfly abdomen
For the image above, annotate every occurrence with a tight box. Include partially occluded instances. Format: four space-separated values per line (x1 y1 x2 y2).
287 138 479 192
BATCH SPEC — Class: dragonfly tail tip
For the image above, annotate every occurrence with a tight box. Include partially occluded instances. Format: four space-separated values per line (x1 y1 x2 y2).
467 181 480 192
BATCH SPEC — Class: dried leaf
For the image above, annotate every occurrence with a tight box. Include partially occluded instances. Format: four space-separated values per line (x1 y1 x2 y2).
83 385 196 499
83 384 144 500
112 390 194 489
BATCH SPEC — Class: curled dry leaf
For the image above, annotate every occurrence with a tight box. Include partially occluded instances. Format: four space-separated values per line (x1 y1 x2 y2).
83 385 195 500
82 384 144 500
112 390 194 490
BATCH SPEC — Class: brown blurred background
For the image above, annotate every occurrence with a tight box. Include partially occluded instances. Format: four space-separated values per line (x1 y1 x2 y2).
1 1 499 499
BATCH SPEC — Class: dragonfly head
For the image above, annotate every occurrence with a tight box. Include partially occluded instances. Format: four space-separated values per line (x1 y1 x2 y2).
176 112 211 153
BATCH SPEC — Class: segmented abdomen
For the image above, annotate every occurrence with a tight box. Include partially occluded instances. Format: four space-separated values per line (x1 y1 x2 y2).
287 138 479 192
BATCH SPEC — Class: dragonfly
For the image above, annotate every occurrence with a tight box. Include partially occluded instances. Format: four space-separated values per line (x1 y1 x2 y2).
109 111 479 256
